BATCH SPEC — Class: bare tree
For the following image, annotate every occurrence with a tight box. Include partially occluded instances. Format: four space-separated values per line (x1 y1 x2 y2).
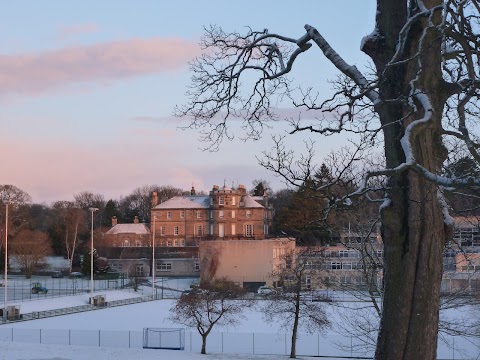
175 2 480 358
10 229 52 278
118 184 184 223
51 201 86 272
169 277 250 354
262 248 330 358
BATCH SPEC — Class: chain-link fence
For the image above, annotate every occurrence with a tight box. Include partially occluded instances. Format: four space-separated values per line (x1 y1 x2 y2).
0 327 478 359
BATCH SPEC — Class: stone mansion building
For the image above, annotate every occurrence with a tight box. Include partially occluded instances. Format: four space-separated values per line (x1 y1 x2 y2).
102 183 276 281
150 184 270 246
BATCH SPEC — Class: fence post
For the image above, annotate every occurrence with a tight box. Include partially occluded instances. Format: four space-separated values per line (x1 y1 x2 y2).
11 328 13 342
253 333 255 355
129 331 131 348
285 333 287 355
69 329 71 345
222 332 224 353
39 329 42 344
318 333 320 356
351 335 353 357
453 335 455 360
98 330 101 347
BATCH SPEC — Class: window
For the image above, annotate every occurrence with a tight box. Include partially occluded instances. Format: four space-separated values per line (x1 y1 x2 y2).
135 240 142 247
181 239 186 246
219 210 224 219
339 250 349 257
167 240 172 247
342 262 352 270
180 211 185 219
232 210 235 218
231 224 236 235
245 224 254 237
160 226 165 236
167 211 172 219
159 263 172 271
123 239 130 247
341 276 352 284
246 210 251 219
196 210 202 219
174 226 179 236
376 250 384 258
136 264 144 276
195 263 200 272
305 276 312 289
174 240 178 246
331 262 342 270
219 196 225 206
232 196 236 206
196 225 203 236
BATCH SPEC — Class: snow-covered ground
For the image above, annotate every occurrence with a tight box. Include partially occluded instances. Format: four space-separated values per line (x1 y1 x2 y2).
1 284 479 360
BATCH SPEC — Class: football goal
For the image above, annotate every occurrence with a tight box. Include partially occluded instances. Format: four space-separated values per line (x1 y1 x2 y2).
143 327 185 350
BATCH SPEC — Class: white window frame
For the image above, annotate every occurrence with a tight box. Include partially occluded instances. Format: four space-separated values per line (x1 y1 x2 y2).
160 226 165 236
232 196 236 205
246 210 251 219
196 224 203 236
167 211 172 219
219 196 225 206
196 210 202 219
159 263 172 271
245 224 254 237
174 226 179 236
232 210 235 218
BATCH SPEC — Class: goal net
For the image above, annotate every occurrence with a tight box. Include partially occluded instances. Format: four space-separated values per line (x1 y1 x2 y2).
143 328 185 350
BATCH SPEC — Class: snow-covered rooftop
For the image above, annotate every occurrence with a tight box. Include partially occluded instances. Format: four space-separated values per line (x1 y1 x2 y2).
105 223 150 235
153 196 210 209
241 195 264 208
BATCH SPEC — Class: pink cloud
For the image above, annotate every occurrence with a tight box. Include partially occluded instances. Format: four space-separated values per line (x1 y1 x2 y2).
58 23 99 37
0 37 199 97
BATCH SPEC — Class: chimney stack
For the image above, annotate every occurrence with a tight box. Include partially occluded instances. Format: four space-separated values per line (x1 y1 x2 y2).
191 186 196 196
134 216 139 224
112 216 118 227
152 191 158 207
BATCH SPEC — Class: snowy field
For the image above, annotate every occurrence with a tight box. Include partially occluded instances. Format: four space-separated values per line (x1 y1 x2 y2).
0 284 479 359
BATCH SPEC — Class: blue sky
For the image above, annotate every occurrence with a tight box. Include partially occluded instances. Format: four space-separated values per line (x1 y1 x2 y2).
0 1 375 204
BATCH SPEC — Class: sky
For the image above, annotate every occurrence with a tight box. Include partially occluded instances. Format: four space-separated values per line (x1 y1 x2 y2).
0 1 376 205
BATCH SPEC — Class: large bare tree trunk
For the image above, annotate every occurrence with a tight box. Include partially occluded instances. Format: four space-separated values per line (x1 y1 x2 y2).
364 1 450 359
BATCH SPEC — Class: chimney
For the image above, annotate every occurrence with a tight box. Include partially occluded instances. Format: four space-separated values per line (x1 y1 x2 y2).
152 191 158 207
134 216 139 224
191 186 196 196
111 216 118 227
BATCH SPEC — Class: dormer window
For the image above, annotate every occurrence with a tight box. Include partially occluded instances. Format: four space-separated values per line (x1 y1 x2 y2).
219 196 225 206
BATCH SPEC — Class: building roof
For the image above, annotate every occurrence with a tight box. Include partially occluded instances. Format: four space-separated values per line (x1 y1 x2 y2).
241 195 264 208
454 216 480 228
105 223 150 235
153 196 210 209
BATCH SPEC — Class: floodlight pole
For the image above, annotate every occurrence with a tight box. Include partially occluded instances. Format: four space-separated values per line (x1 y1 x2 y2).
89 207 99 302
152 216 157 297
3 203 8 322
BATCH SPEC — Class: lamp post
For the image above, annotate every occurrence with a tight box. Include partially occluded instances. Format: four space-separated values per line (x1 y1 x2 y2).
89 207 99 302
152 216 157 297
3 203 8 322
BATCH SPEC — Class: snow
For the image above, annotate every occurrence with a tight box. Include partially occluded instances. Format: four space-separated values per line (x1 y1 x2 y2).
0 284 479 359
